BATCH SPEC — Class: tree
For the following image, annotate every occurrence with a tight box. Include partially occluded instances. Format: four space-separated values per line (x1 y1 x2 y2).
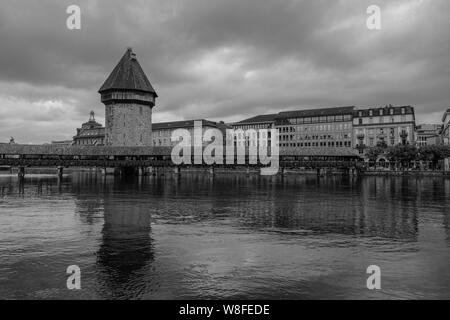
365 146 386 162
386 145 418 167
417 145 450 168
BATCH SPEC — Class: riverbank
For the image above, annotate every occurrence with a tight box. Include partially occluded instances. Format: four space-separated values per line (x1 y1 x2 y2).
2 166 450 177
361 170 450 177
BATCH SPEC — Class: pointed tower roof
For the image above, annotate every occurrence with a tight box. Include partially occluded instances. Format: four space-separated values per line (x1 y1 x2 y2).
99 48 157 96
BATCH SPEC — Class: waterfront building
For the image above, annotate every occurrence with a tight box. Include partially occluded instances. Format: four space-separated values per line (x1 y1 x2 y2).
275 106 355 150
353 105 416 150
152 119 231 147
51 140 73 146
99 48 157 147
231 114 276 148
442 109 450 145
72 111 106 146
416 124 442 146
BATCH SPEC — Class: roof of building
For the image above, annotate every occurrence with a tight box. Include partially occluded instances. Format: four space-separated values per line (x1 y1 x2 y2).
355 105 415 117
276 106 355 119
99 48 157 96
416 124 442 132
442 109 450 122
236 114 277 124
152 119 219 130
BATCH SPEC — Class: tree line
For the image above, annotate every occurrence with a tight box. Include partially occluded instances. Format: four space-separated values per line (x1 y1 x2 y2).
365 144 450 169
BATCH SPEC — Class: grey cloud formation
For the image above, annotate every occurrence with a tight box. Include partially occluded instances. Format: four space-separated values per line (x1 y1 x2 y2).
0 0 449 143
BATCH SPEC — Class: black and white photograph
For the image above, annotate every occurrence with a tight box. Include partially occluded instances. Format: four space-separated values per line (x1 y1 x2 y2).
1 0 450 309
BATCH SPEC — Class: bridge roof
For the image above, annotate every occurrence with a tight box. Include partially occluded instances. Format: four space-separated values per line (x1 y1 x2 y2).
280 147 362 158
0 144 172 156
99 48 157 96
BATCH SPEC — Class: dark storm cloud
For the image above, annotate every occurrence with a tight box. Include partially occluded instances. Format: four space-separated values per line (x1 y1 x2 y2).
0 0 449 143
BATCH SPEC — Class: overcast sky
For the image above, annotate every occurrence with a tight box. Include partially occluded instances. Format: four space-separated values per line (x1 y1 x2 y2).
0 0 449 143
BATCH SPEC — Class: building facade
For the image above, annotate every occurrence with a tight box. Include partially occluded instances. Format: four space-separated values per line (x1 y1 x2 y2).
442 109 450 145
152 119 230 147
72 111 105 146
275 106 354 150
99 48 157 147
231 114 276 148
416 124 442 147
353 105 416 150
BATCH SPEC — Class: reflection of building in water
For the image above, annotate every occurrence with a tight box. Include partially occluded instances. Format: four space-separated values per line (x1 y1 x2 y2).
96 194 154 299
444 180 450 241
229 176 418 240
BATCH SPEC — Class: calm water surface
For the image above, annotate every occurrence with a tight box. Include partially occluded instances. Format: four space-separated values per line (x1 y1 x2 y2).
0 172 449 299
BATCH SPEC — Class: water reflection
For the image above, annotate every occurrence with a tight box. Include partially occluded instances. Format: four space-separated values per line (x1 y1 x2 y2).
96 178 154 300
1 172 450 299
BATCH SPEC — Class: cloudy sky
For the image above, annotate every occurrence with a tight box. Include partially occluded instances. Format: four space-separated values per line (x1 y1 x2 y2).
0 0 449 143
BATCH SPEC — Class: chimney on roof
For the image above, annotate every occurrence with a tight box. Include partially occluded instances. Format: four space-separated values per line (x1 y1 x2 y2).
127 47 137 60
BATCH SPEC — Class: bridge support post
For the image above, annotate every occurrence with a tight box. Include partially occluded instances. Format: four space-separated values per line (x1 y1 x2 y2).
18 166 25 179
246 167 250 176
57 166 64 178
209 166 215 175
173 166 181 175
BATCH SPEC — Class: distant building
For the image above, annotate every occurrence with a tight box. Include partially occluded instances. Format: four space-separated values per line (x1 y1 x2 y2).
275 106 354 151
416 124 442 147
353 105 416 150
99 48 157 147
442 109 450 145
51 140 73 146
231 114 276 148
152 119 231 147
73 111 106 146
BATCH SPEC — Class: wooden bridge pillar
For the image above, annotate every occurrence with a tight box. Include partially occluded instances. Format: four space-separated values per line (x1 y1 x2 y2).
57 166 64 178
209 166 215 175
18 166 25 179
173 166 181 175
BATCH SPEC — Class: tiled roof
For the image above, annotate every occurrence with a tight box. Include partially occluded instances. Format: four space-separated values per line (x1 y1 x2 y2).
236 114 277 124
152 119 219 130
354 105 414 117
280 147 361 157
276 106 355 119
99 48 157 96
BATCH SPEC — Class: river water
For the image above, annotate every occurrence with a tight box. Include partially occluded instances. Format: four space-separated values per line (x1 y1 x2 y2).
0 172 449 299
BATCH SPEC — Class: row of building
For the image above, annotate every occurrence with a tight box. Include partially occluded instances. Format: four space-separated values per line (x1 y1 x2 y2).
61 104 448 153
50 48 450 157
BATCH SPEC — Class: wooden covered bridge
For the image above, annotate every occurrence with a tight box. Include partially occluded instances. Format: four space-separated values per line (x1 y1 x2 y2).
0 144 363 177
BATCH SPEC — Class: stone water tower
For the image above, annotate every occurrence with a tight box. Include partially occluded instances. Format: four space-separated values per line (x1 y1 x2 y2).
99 48 157 146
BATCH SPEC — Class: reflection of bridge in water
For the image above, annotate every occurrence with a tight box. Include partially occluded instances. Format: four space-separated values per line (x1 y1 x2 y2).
0 144 362 177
